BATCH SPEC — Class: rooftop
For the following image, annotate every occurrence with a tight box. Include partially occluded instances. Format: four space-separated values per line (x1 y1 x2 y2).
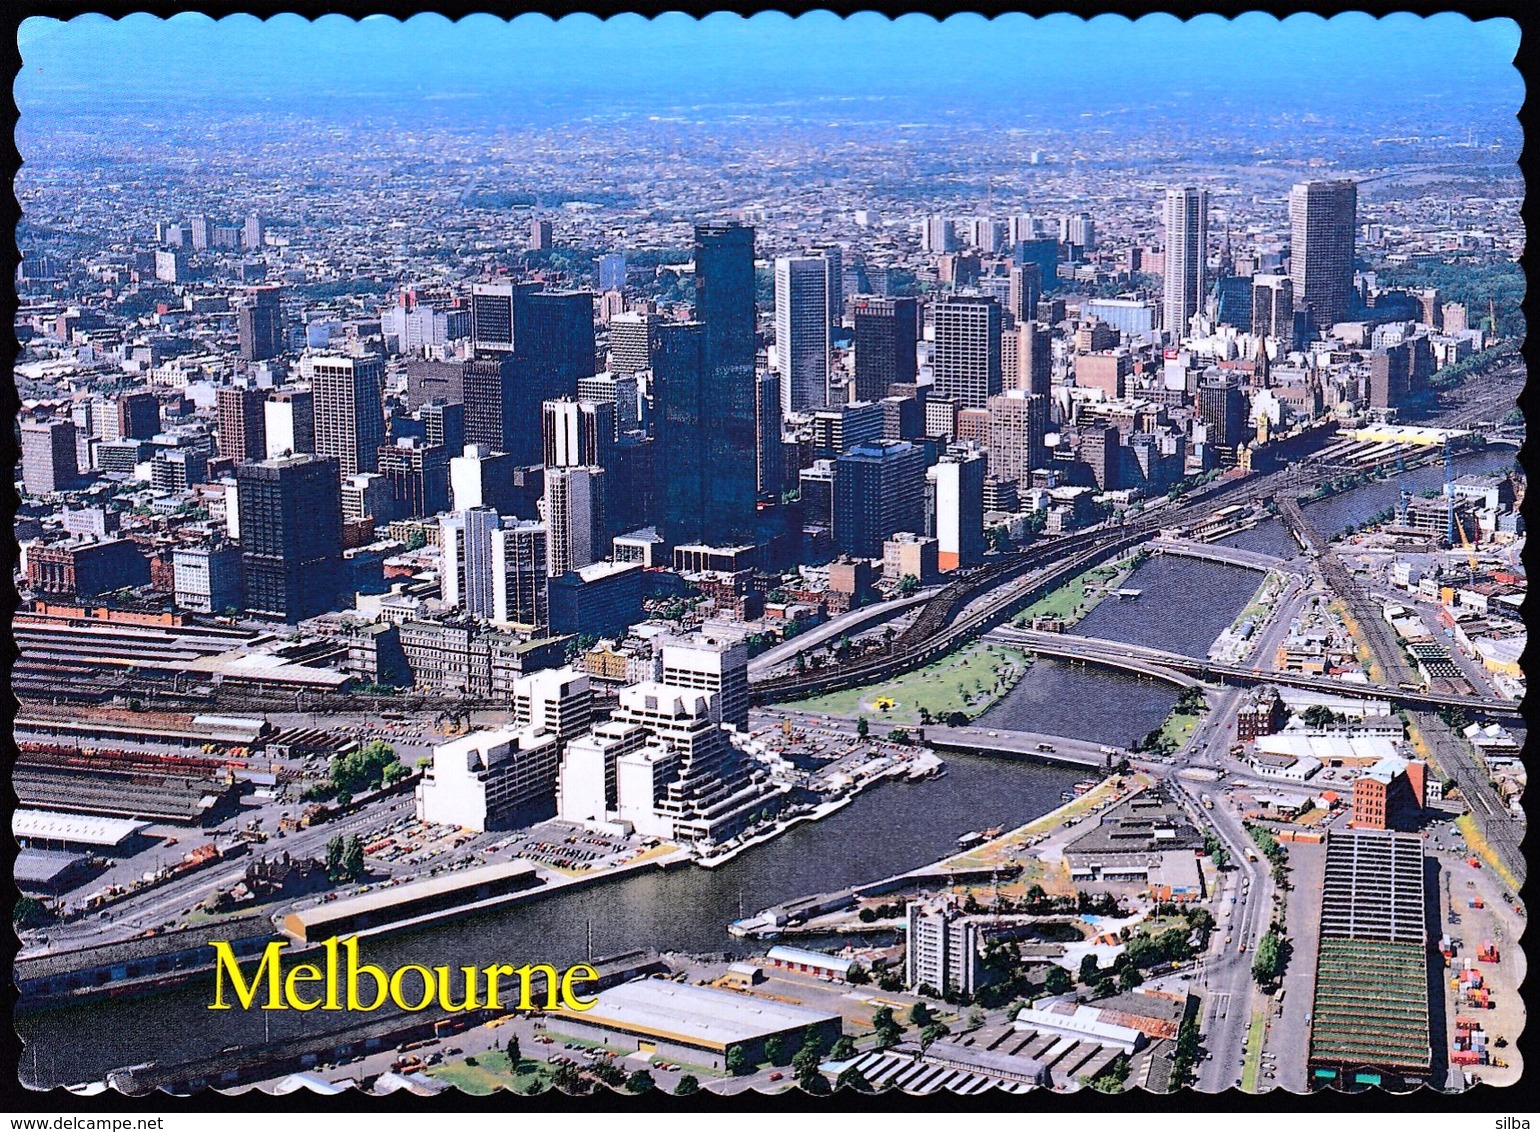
13 808 149 846
560 978 840 1050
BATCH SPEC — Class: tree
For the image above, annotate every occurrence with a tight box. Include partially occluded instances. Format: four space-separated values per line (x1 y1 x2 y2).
846 962 870 985
550 1060 589 1094
855 716 869 738
625 1069 656 1093
505 1034 521 1069
1086 1052 1130 1093
918 1021 950 1051
908 1002 933 1028
1118 965 1144 992
966 1006 986 1029
764 1035 786 1066
325 835 344 876
945 711 969 728
674 1074 700 1096
887 728 910 744
871 1006 902 1049
829 1035 857 1062
1043 966 1072 995
1079 954 1102 984
725 1046 749 1076
341 834 365 880
896 573 921 597
917 706 933 726
835 1064 873 1092
14 896 51 928
1252 931 1286 988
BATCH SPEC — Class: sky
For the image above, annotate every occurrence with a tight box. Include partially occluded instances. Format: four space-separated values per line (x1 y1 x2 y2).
16 12 1523 122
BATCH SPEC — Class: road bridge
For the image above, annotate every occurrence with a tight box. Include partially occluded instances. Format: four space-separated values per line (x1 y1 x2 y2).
919 725 1119 771
1150 537 1298 575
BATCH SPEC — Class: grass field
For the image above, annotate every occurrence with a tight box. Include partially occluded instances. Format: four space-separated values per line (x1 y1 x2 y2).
427 1051 550 1095
788 643 1028 724
1013 559 1130 626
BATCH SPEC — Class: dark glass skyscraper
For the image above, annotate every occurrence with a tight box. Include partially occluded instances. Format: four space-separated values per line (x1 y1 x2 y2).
852 295 918 402
653 321 708 545
236 455 344 622
691 221 760 544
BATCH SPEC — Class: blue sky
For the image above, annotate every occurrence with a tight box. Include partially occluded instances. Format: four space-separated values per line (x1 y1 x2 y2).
17 12 1522 119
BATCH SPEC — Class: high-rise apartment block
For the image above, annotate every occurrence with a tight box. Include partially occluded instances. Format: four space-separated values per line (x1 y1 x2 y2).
1162 186 1208 336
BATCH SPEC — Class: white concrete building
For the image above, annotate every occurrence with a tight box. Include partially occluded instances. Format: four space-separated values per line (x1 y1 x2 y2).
659 635 750 728
511 666 593 742
416 724 560 831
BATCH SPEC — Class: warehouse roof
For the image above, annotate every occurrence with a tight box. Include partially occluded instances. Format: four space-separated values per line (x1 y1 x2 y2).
565 979 839 1050
13 808 149 847
284 860 538 931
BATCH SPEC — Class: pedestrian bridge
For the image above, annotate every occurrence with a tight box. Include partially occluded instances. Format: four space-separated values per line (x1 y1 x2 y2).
1151 537 1299 575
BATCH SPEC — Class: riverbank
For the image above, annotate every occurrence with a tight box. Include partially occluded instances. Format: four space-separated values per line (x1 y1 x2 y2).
1013 549 1147 629
785 641 1029 724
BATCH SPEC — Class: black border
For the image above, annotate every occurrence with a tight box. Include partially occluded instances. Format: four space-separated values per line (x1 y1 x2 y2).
1 0 1534 1116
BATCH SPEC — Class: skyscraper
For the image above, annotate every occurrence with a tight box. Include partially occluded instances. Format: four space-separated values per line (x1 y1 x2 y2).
515 289 596 391
377 437 450 519
116 391 161 440
1012 321 1053 396
932 295 1003 410
692 221 759 544
832 440 927 560
1198 376 1248 467
653 321 709 546
755 372 784 501
461 356 520 456
986 391 1049 486
264 388 315 458
217 385 268 463
237 284 283 361
530 218 554 251
596 253 627 293
19 419 78 495
1289 179 1358 330
1251 274 1295 350
470 282 519 355
607 311 662 377
543 466 605 577
440 507 503 617
543 398 616 470
774 255 832 414
309 354 386 478
494 520 549 629
236 455 344 622
1006 264 1043 324
1162 187 1208 336
851 295 918 402
810 244 844 332
926 449 986 572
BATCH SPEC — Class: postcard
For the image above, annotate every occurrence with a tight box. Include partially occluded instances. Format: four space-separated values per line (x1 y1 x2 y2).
9 8 1527 1108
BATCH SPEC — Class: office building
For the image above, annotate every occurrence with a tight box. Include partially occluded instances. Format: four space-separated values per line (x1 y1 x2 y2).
549 560 644 639
607 311 661 377
543 398 615 470
1013 238 1060 296
530 217 554 250
1289 179 1358 330
470 282 518 355
1011 321 1053 396
653 321 709 546
516 289 596 388
493 520 549 629
810 244 844 331
933 295 1003 410
926 449 986 572
462 355 521 458
1162 187 1208 336
116 391 161 440
1006 264 1043 324
448 444 519 516
543 465 605 577
237 284 283 362
264 388 314 458
172 542 243 614
1198 377 1247 467
420 400 466 454
236 455 344 622
1062 212 1096 253
309 354 386 478
416 725 560 831
1079 423 1121 491
511 666 594 743
884 532 940 585
341 472 391 524
1252 274 1295 350
833 440 927 560
20 419 79 495
755 372 784 499
578 372 641 436
692 222 760 544
660 635 750 728
774 255 832 413
810 400 884 461
851 295 918 402
557 720 649 827
377 437 450 519
217 386 267 463
986 391 1049 486
596 253 627 292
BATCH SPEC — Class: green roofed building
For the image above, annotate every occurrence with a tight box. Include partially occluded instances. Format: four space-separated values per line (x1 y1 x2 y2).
1307 830 1432 1091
